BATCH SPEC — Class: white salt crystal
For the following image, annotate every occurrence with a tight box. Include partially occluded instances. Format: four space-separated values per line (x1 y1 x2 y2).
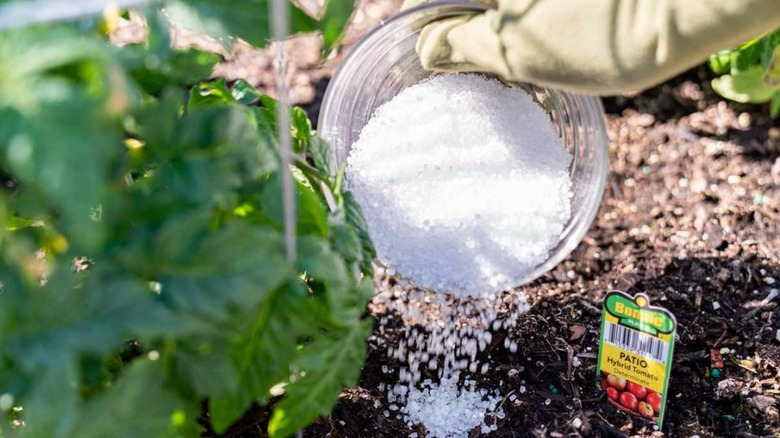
347 74 572 297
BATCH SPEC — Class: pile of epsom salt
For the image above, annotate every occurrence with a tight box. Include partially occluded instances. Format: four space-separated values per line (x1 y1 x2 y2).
346 73 573 296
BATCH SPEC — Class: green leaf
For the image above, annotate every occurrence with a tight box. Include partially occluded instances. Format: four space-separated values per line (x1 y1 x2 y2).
730 39 762 73
261 174 329 237
711 67 777 103
188 77 267 109
68 360 195 438
297 236 348 285
291 107 312 153
5 215 40 231
763 46 780 88
165 0 317 48
760 28 780 69
231 79 264 105
709 50 732 75
267 322 370 438
152 218 293 321
319 0 354 54
209 281 319 433
18 355 78 438
188 78 235 107
0 29 129 250
343 191 376 274
770 92 780 118
174 341 239 398
309 136 334 176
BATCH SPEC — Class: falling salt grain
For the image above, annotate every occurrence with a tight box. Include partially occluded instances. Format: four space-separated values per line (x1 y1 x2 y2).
347 74 572 296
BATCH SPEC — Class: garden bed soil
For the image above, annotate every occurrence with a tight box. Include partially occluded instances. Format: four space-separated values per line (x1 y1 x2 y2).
202 65 780 438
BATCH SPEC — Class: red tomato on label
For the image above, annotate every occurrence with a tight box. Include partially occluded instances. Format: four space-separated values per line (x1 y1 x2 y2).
626 381 647 400
606 387 619 401
600 378 608 389
619 391 638 410
645 392 662 413
638 401 655 417
607 374 627 390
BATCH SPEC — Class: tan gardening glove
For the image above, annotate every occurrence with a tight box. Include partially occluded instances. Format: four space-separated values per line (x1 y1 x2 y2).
403 0 780 95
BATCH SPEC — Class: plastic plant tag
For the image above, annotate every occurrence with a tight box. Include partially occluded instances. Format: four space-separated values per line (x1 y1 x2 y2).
596 290 677 428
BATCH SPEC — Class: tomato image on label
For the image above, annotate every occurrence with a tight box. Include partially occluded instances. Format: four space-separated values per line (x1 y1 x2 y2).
606 374 626 390
638 401 655 417
626 381 647 399
619 391 638 410
645 392 662 413
599 371 660 421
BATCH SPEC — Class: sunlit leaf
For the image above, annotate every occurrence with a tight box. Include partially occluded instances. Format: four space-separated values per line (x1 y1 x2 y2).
711 67 776 103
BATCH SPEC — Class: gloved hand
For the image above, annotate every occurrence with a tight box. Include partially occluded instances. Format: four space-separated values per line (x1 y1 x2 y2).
402 0 780 95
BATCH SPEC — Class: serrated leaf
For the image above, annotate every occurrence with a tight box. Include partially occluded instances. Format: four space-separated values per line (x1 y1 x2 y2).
711 67 776 103
209 281 319 433
165 0 317 49
268 322 370 438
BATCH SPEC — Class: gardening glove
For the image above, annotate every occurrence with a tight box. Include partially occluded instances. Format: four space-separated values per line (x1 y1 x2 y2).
403 0 780 95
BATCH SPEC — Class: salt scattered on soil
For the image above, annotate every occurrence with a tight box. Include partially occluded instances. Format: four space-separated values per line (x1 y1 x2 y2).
371 268 530 437
347 74 572 296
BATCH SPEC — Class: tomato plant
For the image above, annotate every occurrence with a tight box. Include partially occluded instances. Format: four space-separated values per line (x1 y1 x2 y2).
0 1 374 437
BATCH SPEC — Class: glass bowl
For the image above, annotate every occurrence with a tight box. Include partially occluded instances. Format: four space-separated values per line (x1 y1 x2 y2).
318 0 608 292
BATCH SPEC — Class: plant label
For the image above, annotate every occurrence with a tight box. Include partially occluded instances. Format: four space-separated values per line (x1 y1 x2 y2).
596 290 677 428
